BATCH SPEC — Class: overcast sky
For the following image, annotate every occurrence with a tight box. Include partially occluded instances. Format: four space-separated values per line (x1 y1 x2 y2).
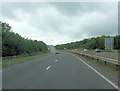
1 2 118 45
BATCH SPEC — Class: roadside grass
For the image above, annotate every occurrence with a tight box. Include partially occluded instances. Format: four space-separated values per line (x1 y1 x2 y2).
71 52 119 76
0 60 1 68
68 49 119 60
2 52 51 68
87 49 120 53
82 51 118 60
102 50 120 53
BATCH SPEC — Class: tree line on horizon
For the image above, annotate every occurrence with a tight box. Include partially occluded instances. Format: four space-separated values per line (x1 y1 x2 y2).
1 21 120 57
55 35 120 50
1 21 48 57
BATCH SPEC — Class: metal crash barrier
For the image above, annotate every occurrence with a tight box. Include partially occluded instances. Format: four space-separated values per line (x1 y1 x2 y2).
73 51 119 71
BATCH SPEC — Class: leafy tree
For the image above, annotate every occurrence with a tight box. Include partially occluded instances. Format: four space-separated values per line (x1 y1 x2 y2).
55 35 119 50
2 21 48 57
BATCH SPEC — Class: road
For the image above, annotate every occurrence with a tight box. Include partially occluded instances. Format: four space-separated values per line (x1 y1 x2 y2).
2 51 118 89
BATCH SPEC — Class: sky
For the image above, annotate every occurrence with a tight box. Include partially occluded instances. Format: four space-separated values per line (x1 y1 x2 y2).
1 2 118 45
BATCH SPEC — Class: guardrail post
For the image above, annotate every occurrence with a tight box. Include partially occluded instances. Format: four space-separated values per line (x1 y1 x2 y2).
115 65 119 71
104 61 107 66
96 59 99 62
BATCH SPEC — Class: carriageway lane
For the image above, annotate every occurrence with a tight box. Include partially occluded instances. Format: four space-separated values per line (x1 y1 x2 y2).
3 51 117 89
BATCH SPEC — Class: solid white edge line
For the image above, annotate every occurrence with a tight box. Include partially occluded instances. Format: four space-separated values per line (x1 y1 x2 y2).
72 54 119 90
46 66 51 70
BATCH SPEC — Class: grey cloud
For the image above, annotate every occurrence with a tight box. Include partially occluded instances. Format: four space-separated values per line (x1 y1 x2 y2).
2 2 51 20
1 2 118 45
49 2 117 17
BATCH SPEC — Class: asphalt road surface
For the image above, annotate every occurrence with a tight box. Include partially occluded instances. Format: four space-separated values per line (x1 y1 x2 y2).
2 51 118 89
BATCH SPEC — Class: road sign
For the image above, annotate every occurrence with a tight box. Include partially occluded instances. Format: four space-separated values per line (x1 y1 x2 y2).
105 38 114 50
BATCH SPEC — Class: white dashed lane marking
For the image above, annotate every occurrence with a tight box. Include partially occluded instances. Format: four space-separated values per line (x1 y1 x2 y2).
46 66 51 70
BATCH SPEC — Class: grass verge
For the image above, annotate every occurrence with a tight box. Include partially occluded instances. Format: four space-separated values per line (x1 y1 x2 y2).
2 52 51 68
71 52 119 76
82 51 118 60
67 49 119 60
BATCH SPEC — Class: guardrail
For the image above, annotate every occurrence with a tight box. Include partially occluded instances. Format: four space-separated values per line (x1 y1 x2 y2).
2 53 37 60
72 50 119 71
2 51 47 60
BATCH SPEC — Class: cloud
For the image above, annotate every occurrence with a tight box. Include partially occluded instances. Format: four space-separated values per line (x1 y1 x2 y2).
1 2 118 45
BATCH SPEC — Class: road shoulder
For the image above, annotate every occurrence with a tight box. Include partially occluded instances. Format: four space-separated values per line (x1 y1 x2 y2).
2 52 52 71
70 52 119 87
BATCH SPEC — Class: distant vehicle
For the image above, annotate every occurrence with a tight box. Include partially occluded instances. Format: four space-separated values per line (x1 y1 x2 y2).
55 50 60 54
84 49 88 52
95 49 101 52
75 49 78 51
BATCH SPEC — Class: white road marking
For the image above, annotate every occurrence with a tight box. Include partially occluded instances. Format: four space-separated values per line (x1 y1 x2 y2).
72 54 120 90
55 59 58 62
46 66 51 70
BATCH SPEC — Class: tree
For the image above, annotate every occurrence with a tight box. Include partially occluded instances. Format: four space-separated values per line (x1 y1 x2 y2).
55 35 119 50
2 21 48 57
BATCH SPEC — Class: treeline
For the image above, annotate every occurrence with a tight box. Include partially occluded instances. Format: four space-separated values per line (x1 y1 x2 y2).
1 21 48 57
56 35 120 50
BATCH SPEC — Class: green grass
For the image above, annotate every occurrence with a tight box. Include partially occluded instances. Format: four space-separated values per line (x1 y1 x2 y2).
68 49 119 60
0 60 2 68
102 50 120 53
71 52 119 76
82 51 118 60
2 52 51 67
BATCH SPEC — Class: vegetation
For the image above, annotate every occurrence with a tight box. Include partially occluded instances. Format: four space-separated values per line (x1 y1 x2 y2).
1 21 48 57
3 52 51 67
56 35 120 50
